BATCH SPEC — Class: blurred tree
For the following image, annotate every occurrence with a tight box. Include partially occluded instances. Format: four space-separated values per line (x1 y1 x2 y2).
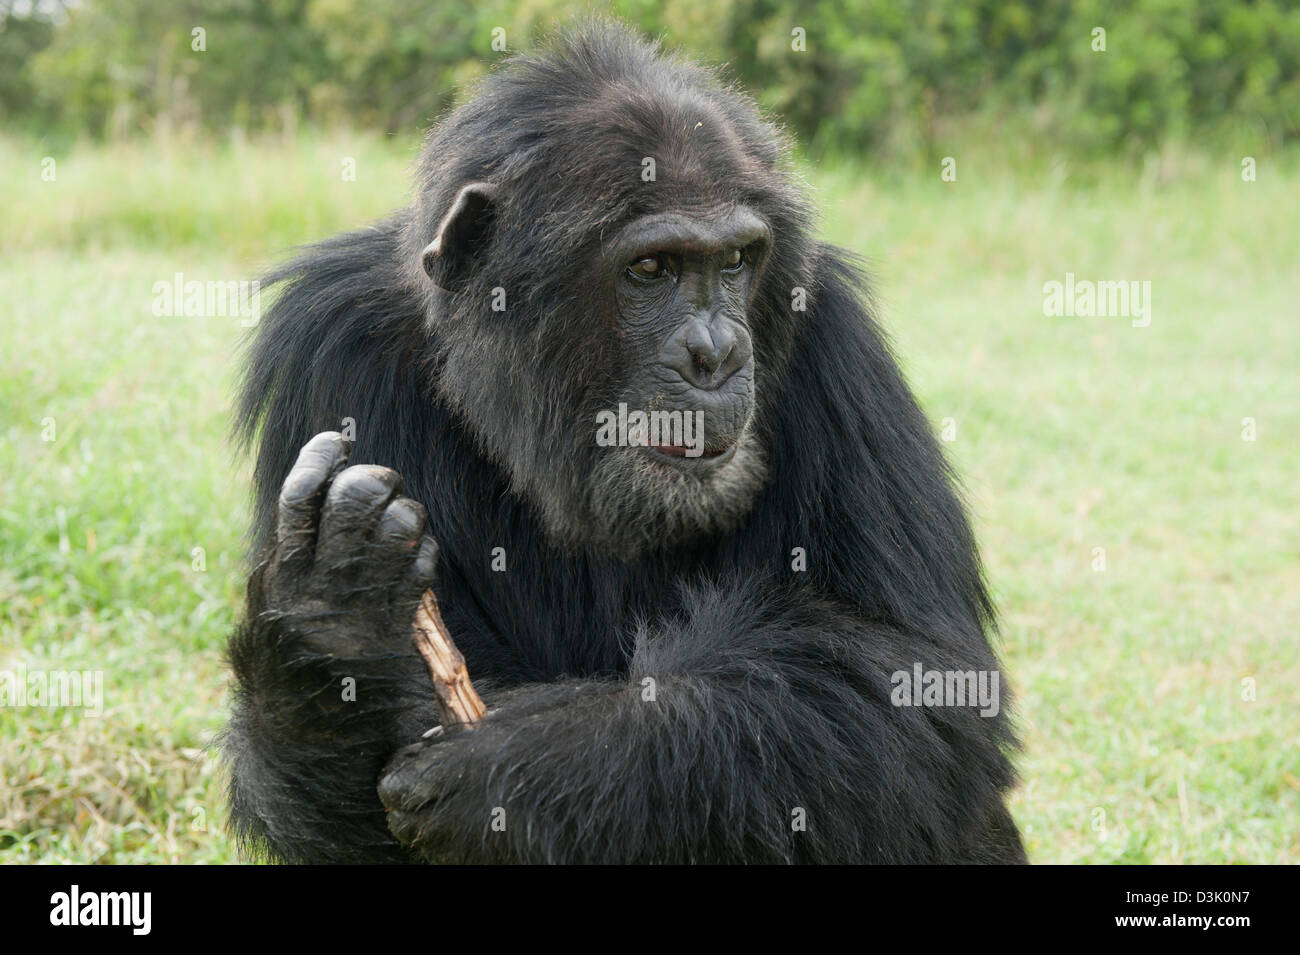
3 0 1296 154
0 0 58 124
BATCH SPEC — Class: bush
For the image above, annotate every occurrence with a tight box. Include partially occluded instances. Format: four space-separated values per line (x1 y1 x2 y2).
4 0 1298 155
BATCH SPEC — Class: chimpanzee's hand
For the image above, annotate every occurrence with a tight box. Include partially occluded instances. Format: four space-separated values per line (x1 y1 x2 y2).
227 432 442 862
254 431 438 658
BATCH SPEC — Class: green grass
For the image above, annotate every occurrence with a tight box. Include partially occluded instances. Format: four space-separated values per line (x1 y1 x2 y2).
1 133 1296 863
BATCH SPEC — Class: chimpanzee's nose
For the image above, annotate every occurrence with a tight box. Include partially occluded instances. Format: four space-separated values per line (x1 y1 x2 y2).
668 315 752 390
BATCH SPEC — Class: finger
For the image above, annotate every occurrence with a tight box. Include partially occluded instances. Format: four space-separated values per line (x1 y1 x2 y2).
274 431 350 572
402 535 440 600
314 464 403 571
386 810 420 846
385 809 444 855
373 497 432 593
378 741 440 812
374 496 427 546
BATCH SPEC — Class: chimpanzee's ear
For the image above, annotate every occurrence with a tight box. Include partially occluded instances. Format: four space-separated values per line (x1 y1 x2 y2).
421 182 498 292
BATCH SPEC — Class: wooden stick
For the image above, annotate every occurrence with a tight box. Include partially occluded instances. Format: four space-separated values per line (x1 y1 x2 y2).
411 589 487 727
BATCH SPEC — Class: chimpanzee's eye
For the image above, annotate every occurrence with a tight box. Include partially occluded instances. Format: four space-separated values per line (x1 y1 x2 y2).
721 248 744 272
630 255 663 277
629 253 678 280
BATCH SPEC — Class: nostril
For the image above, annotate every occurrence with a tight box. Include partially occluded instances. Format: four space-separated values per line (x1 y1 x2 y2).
684 326 718 376
672 317 749 389
692 347 719 375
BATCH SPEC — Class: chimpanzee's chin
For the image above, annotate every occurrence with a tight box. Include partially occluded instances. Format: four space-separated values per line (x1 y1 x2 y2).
542 436 767 560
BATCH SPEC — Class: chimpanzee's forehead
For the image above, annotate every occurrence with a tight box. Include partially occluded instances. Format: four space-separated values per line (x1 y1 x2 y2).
540 89 777 218
613 85 755 162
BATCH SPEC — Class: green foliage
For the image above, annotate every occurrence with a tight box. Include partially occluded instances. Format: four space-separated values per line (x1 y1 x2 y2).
2 0 1297 155
677 0 1300 155
0 2 54 123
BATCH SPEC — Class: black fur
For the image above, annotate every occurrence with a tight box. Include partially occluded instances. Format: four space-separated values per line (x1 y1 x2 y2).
223 23 1024 864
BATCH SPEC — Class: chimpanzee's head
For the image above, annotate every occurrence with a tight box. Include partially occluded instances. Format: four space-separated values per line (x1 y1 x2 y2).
402 24 814 559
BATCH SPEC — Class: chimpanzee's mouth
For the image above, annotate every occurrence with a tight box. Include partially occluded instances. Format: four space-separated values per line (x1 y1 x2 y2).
646 439 737 468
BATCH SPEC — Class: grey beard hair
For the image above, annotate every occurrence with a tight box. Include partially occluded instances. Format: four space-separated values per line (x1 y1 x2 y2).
544 433 769 560
437 349 769 560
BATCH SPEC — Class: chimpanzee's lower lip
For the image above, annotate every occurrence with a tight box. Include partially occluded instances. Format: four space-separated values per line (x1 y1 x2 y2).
646 441 737 468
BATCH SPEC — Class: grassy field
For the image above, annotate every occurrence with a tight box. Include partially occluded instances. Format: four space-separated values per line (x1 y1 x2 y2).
1 133 1296 864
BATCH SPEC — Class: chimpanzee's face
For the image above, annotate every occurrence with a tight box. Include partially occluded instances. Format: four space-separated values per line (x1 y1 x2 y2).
417 108 787 559
607 207 769 469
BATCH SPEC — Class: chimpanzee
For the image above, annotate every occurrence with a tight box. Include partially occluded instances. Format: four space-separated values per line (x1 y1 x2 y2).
224 22 1025 864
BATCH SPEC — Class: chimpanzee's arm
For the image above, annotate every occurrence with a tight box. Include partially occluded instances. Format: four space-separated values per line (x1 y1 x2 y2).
226 433 1022 865
379 580 1024 864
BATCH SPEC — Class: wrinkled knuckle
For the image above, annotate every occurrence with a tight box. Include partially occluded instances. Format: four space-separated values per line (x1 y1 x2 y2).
291 430 346 468
279 467 323 508
299 430 343 456
381 497 426 538
398 496 428 523
379 779 418 814
327 464 399 506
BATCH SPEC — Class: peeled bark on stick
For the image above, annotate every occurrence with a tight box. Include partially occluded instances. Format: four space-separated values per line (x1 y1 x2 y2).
411 589 487 727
